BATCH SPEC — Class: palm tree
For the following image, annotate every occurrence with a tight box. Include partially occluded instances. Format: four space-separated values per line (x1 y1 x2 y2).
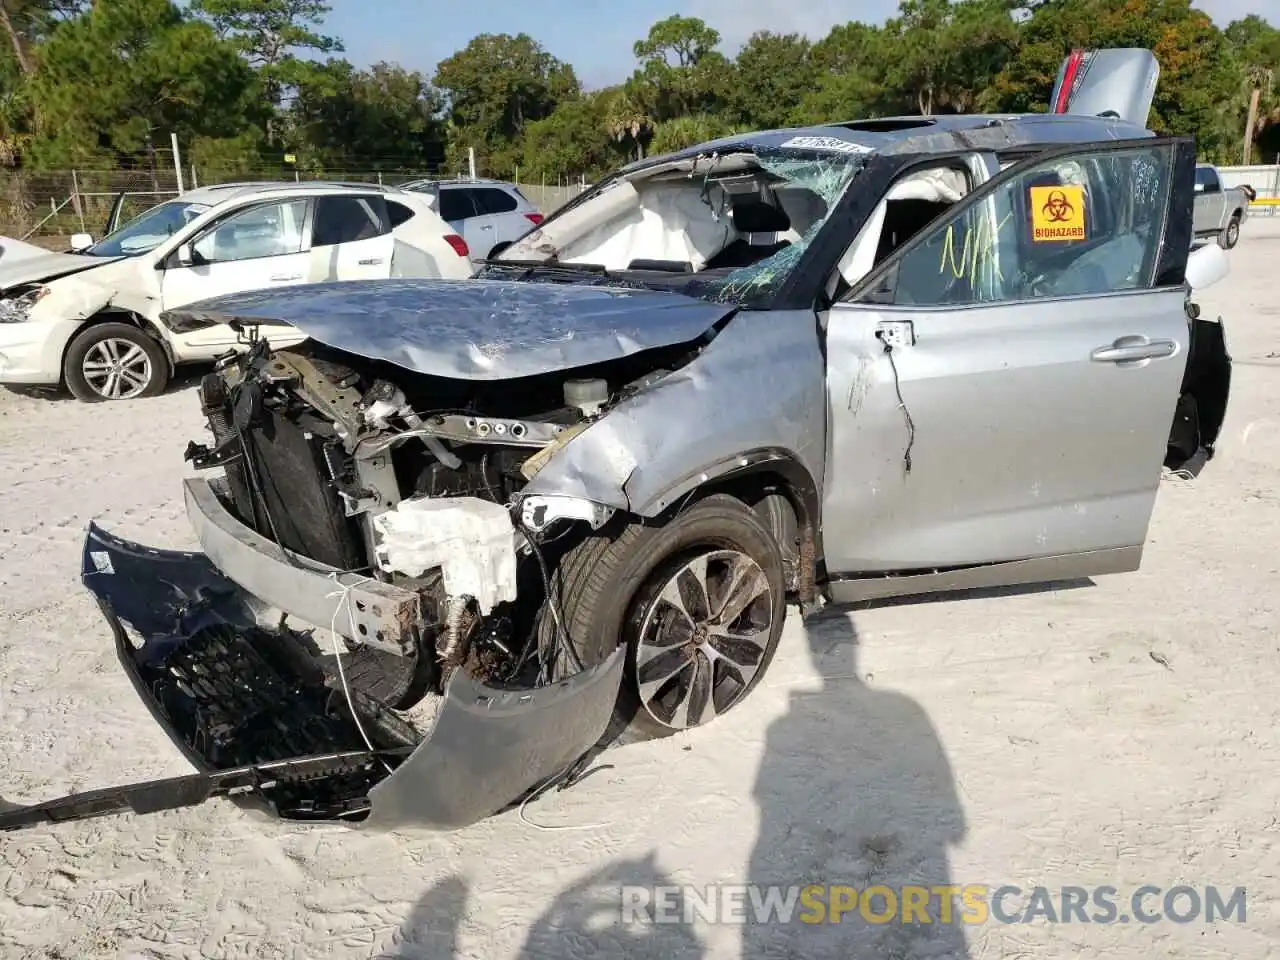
1243 65 1273 165
603 89 652 162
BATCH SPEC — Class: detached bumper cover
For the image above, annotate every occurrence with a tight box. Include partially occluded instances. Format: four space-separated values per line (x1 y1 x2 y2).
1 523 625 832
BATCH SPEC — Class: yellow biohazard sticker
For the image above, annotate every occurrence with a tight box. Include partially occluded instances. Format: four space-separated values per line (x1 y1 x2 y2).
1029 184 1086 242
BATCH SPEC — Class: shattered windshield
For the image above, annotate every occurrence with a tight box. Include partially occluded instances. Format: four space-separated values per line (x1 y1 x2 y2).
86 199 211 258
695 148 869 304
492 143 870 306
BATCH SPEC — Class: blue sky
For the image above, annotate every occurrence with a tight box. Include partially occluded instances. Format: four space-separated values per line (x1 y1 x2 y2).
324 0 1260 91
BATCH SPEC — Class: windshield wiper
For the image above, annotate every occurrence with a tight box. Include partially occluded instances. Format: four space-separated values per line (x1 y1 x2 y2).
481 258 611 275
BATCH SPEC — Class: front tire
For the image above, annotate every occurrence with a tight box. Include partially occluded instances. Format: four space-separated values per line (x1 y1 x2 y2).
535 493 787 741
63 322 169 402
1219 215 1240 250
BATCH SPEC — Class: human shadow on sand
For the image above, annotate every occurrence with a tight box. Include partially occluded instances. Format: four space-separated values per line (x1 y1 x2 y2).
380 593 1002 960
383 855 703 959
740 606 971 960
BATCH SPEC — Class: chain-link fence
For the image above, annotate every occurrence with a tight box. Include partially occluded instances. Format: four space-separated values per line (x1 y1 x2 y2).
0 168 591 242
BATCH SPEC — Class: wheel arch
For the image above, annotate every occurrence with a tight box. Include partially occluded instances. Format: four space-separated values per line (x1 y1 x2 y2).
61 309 175 374
631 448 826 609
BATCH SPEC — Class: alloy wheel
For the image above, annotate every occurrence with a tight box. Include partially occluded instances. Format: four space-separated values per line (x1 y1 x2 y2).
82 338 153 400
631 548 776 730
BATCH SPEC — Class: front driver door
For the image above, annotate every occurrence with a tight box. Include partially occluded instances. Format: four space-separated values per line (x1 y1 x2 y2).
160 197 312 357
820 137 1194 583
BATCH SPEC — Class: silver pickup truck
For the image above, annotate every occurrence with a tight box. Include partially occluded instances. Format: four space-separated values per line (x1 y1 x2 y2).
1194 164 1253 249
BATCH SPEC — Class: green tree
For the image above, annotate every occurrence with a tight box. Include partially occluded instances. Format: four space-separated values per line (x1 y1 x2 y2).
434 32 578 176
190 0 340 145
881 0 1019 116
1224 15 1280 163
648 113 742 155
292 60 446 171
519 90 626 180
631 14 730 122
794 22 888 124
726 32 818 129
28 0 259 166
0 0 87 76
601 83 654 162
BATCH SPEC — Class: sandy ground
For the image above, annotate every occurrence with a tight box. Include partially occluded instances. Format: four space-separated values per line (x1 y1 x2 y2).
1 221 1279 960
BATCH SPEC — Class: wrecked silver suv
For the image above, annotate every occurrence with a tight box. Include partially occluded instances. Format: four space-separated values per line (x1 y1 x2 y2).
3 75 1233 831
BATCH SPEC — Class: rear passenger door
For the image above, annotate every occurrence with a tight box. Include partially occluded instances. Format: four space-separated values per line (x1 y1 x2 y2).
467 186 525 255
310 194 395 281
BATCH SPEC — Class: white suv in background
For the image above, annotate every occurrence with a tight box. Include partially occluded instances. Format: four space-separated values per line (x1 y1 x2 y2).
0 181 475 402
401 179 544 262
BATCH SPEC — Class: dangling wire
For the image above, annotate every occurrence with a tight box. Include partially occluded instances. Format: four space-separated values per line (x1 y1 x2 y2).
324 572 395 775
879 337 915 474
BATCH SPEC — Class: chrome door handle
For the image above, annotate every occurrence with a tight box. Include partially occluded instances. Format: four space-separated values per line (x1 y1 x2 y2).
1090 336 1176 363
358 258 384 266
479 224 494 230
269 273 302 282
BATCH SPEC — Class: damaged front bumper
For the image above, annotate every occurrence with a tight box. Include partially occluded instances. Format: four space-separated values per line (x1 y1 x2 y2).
0 524 625 833
183 475 425 653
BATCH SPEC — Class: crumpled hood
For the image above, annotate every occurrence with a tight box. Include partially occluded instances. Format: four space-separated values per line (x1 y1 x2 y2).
0 245 122 293
159 277 737 380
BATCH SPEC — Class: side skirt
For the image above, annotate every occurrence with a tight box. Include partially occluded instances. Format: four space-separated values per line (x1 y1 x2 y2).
826 545 1141 604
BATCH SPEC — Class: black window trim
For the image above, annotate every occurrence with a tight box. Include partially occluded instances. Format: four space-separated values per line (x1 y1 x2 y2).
470 186 520 215
312 193 392 247
386 199 416 228
438 186 480 221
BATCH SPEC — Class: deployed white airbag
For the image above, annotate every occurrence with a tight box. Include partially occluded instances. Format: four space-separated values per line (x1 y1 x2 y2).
372 496 517 615
561 182 732 270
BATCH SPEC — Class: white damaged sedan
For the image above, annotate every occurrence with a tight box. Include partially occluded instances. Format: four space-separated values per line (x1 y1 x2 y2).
0 181 476 401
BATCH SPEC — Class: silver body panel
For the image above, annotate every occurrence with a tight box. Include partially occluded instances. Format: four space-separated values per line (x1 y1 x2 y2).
522 308 828 515
820 290 1189 573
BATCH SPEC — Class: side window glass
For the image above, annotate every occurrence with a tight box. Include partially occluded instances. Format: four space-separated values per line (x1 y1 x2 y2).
192 199 307 263
313 196 389 247
387 201 414 228
438 189 477 222
886 144 1172 307
473 187 518 215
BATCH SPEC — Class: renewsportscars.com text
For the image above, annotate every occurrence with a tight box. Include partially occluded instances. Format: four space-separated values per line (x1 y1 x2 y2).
620 884 1247 926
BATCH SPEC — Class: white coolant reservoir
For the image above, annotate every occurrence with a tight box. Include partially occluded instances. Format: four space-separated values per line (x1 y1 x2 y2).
371 496 517 615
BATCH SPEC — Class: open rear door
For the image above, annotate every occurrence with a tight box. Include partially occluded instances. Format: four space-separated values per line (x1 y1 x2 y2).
1050 48 1159 127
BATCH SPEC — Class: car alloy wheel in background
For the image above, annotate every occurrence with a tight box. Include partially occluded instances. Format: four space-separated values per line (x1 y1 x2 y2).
82 338 154 400
63 322 170 403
